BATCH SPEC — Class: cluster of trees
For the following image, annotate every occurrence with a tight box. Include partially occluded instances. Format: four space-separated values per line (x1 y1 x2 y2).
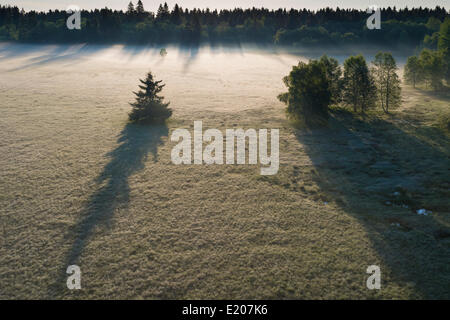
405 18 450 90
0 3 448 46
278 53 401 123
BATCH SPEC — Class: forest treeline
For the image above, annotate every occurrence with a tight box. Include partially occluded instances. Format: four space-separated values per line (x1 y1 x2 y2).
0 2 448 46
404 18 450 90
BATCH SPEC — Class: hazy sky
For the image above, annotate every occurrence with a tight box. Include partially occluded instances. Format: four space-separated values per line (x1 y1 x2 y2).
4 1 449 12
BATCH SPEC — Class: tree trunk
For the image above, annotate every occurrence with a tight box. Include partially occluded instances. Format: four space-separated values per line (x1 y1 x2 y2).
385 74 390 113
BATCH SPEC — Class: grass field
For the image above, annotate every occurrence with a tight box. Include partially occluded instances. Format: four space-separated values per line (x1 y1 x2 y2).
0 43 449 299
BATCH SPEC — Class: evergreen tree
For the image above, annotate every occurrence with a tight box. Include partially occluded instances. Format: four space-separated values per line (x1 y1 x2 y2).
129 72 172 123
127 1 135 15
171 4 182 25
372 52 401 113
163 2 169 15
186 13 202 43
404 56 423 88
136 0 145 15
156 4 164 19
156 2 170 20
342 55 377 113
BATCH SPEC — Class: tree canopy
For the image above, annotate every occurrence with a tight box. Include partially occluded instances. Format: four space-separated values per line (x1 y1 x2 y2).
342 55 377 113
371 52 401 113
278 59 331 124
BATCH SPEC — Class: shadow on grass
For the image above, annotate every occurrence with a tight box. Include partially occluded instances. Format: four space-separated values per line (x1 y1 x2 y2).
295 109 450 298
49 122 168 298
415 85 450 100
4 44 109 72
180 44 200 73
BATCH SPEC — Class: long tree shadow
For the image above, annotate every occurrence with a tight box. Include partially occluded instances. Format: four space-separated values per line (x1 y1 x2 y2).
180 44 200 73
416 86 450 101
49 122 168 298
0 42 53 61
6 44 108 72
295 109 450 298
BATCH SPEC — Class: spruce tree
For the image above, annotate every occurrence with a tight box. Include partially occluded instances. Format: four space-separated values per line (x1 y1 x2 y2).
172 4 182 25
136 0 145 15
129 72 172 124
156 4 164 19
127 1 135 15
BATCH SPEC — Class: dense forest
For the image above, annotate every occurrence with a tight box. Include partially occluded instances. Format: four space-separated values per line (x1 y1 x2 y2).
0 2 448 47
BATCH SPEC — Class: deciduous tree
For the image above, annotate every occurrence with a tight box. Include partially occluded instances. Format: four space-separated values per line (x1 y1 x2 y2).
278 59 331 124
372 52 401 113
342 55 377 113
404 56 423 88
319 55 343 104
419 49 444 90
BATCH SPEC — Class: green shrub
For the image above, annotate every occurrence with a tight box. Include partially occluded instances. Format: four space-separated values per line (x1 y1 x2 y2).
278 59 331 125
